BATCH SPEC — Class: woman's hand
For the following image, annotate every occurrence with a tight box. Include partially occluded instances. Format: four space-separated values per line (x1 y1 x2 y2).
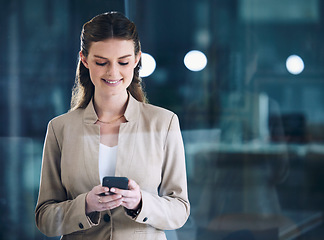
110 179 142 210
85 179 142 215
85 185 123 215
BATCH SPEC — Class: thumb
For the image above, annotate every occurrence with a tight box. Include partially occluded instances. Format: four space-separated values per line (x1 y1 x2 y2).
128 179 139 190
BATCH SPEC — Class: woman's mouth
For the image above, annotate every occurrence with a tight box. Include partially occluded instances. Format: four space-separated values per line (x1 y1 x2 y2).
102 78 122 85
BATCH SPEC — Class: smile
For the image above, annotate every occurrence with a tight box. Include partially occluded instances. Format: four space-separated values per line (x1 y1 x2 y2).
102 79 122 84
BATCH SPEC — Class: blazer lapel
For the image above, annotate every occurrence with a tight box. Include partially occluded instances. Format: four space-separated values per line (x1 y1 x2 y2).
83 100 101 187
115 94 140 177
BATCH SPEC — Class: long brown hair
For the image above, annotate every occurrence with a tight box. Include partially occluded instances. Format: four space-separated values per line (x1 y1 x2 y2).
70 12 147 111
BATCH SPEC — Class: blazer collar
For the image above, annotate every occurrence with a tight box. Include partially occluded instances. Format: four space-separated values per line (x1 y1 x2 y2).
123 93 140 122
83 92 140 124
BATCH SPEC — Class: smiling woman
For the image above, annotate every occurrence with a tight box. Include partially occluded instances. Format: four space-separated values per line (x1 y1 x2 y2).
70 12 147 111
34 11 190 240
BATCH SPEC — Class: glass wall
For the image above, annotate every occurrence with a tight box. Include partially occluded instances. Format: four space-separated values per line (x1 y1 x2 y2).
130 0 324 239
1 0 324 239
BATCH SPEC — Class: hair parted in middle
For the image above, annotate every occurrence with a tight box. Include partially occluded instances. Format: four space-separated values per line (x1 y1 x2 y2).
71 11 147 111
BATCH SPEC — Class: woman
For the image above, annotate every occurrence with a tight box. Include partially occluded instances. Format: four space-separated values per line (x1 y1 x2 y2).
35 12 190 239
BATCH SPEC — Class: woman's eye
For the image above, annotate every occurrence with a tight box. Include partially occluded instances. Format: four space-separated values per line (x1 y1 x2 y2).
96 62 107 66
119 62 129 66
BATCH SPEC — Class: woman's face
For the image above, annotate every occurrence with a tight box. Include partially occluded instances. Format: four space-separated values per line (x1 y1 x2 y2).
81 38 141 98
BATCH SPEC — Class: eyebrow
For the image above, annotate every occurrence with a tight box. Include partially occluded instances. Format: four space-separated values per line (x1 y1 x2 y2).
94 54 132 60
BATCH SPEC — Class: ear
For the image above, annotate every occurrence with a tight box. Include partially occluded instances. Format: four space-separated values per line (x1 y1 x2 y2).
134 51 142 68
80 51 89 69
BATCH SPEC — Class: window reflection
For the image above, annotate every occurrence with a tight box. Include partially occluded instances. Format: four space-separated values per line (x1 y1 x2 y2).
131 0 324 239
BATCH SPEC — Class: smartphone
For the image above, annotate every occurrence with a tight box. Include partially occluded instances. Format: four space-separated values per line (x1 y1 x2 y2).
102 176 129 192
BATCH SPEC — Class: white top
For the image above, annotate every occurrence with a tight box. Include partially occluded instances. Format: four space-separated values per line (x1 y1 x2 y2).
98 143 118 184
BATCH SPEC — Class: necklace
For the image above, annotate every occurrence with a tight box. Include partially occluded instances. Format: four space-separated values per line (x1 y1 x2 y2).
97 115 124 124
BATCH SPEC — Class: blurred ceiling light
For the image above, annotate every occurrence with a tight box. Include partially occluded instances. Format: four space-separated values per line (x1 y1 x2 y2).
184 50 207 71
139 52 156 77
286 55 304 75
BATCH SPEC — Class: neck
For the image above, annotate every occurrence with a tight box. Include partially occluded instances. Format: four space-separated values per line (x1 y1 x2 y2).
93 91 128 120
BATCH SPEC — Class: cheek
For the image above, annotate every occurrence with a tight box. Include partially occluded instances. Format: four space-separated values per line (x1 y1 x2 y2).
88 69 96 83
89 66 104 80
123 66 135 79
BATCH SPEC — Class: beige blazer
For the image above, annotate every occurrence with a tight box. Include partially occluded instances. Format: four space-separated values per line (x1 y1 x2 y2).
35 94 190 240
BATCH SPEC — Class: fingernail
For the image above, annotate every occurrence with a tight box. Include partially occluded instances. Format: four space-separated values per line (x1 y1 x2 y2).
110 188 115 192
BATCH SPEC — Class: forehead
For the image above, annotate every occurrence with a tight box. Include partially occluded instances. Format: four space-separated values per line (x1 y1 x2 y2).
88 38 135 58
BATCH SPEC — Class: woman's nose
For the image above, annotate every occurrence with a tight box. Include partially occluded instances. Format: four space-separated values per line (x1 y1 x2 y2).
106 64 119 77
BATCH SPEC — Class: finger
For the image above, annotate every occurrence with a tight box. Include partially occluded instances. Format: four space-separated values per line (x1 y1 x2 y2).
121 196 138 204
110 187 129 197
100 197 123 210
110 179 139 196
86 190 105 214
93 185 110 196
128 179 139 190
100 194 122 204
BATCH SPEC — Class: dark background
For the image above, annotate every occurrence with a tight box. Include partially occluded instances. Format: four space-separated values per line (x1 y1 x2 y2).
1 0 324 239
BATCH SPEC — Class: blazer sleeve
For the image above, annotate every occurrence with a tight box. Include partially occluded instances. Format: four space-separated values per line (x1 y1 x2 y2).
131 114 190 230
35 121 96 237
